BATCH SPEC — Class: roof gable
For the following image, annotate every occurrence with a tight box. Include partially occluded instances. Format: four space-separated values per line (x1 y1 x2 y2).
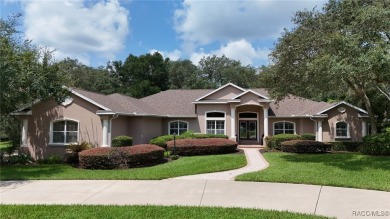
195 83 246 101
233 90 269 100
316 101 368 115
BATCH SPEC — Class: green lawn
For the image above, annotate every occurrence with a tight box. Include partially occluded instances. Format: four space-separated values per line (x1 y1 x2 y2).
0 205 332 219
236 152 390 191
0 154 246 180
0 141 12 149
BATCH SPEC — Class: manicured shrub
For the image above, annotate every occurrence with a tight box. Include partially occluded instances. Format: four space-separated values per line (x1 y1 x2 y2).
79 144 164 169
301 133 316 140
329 141 362 152
267 134 302 150
360 133 390 156
79 147 120 169
166 138 237 156
150 133 228 149
112 135 133 147
281 140 331 153
66 141 91 163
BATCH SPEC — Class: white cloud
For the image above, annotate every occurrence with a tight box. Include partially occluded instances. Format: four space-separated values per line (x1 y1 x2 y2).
23 0 129 65
174 0 326 51
150 49 182 61
190 39 270 66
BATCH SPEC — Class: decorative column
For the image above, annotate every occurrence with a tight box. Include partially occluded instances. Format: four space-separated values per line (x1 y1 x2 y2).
362 120 367 137
102 119 109 147
317 120 323 142
263 107 269 138
21 119 28 147
230 106 236 141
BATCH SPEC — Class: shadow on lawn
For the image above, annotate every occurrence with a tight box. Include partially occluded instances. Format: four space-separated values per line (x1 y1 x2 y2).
0 164 67 180
278 153 390 171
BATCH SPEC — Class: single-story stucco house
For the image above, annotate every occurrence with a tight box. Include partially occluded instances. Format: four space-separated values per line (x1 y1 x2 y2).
13 83 369 160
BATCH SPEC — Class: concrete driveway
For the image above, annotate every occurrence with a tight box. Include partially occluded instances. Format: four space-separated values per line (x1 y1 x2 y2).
1 180 389 219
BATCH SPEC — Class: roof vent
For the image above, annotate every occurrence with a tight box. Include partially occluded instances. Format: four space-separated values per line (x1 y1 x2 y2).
338 106 346 113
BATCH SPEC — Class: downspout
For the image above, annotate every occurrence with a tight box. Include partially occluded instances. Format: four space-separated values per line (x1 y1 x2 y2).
109 114 119 147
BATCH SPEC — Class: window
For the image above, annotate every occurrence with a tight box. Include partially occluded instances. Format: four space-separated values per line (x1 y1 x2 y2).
336 121 349 138
169 121 188 135
206 112 225 134
51 120 79 144
273 121 295 135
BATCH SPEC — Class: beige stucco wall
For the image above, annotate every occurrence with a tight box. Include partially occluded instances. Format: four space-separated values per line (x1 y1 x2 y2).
268 118 315 136
114 116 162 145
20 95 103 160
322 105 363 142
162 118 200 134
206 86 243 99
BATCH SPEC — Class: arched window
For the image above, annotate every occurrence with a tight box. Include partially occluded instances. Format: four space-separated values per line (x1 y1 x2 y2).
169 121 188 135
206 111 225 134
273 121 295 135
50 120 79 144
336 121 349 138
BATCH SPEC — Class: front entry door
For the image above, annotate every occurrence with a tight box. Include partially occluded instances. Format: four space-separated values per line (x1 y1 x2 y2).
239 121 257 140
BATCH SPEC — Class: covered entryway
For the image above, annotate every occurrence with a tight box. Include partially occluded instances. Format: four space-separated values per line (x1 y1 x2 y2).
238 112 258 142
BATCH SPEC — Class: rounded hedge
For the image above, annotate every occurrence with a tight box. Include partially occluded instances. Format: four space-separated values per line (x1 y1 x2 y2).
280 140 330 153
166 138 237 156
150 133 228 149
360 133 390 155
79 144 164 169
266 134 302 150
112 135 133 147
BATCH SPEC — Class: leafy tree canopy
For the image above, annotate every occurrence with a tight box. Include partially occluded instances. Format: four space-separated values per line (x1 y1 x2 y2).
261 0 390 133
0 14 70 115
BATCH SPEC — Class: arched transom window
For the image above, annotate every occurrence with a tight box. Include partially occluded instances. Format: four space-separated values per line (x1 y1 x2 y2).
50 120 79 144
169 121 188 135
273 121 295 135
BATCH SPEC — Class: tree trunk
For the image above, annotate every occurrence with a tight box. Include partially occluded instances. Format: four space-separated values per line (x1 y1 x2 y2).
345 80 377 134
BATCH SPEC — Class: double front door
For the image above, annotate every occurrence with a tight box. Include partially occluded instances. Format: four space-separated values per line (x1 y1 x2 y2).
239 121 257 140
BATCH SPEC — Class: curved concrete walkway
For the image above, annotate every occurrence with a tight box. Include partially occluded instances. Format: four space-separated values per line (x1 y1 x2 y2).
2 180 389 219
169 148 268 181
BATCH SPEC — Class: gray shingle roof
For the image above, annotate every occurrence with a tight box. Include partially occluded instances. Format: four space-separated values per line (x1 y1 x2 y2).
72 87 334 117
141 89 212 117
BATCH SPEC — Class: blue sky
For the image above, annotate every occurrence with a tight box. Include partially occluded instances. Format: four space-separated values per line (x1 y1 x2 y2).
1 0 326 67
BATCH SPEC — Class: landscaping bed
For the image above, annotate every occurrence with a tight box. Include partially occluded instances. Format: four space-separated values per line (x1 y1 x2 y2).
79 144 164 169
0 153 246 180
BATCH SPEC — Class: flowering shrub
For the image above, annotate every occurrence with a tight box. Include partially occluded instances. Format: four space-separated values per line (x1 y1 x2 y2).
79 144 164 169
166 138 237 156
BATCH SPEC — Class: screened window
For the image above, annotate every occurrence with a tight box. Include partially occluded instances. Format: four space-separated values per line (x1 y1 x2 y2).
169 121 188 135
51 120 79 144
336 121 349 137
274 121 295 135
206 112 225 134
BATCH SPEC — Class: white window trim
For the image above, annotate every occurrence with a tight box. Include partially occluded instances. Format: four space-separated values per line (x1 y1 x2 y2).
205 111 226 135
335 121 350 139
273 121 296 135
49 118 80 146
168 120 189 135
